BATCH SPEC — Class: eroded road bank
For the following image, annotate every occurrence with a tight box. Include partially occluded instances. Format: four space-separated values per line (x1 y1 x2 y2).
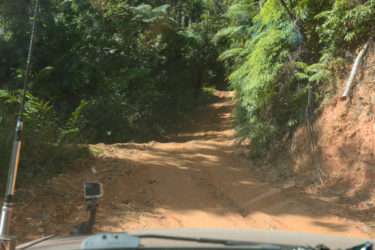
12 91 374 243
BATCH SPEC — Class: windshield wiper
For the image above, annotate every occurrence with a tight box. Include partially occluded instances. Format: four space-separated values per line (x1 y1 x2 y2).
137 234 282 248
81 233 313 249
81 233 373 250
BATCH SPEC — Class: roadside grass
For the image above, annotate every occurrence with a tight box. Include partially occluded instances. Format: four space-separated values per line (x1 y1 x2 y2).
0 139 91 190
89 145 105 155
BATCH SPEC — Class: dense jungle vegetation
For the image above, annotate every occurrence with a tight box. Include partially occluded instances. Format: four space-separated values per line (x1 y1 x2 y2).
0 0 374 180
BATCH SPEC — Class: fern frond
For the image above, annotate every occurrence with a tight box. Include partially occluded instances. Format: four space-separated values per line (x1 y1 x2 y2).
218 47 246 61
214 26 246 41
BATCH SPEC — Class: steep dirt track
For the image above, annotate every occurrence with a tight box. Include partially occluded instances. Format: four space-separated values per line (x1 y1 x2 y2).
12 91 374 243
91 91 374 236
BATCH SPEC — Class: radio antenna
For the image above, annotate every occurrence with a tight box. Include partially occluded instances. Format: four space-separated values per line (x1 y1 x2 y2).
0 0 40 239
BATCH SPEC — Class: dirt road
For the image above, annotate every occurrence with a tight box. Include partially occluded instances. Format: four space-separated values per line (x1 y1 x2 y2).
13 91 374 243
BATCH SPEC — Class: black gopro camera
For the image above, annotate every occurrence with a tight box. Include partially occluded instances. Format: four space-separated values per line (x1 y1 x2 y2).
84 181 103 200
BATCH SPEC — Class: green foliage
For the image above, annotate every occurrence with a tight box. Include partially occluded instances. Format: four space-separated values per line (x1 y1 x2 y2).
59 99 88 143
217 0 371 157
316 0 375 53
0 89 89 182
0 0 225 181
217 0 298 156
0 89 55 131
1 0 227 145
217 47 246 61
294 61 328 83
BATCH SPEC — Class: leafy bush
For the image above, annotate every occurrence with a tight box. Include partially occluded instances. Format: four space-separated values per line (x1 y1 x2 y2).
217 0 303 156
0 89 89 183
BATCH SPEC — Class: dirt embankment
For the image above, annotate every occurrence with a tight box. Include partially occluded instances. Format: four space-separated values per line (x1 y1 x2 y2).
6 89 374 244
256 44 375 226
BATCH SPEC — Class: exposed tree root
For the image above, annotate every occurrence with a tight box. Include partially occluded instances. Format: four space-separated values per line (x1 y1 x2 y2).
306 84 326 185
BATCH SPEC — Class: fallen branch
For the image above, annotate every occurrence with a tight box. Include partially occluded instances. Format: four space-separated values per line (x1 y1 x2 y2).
342 41 370 98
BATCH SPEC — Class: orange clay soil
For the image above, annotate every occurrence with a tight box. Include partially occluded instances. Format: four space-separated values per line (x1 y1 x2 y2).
5 90 375 244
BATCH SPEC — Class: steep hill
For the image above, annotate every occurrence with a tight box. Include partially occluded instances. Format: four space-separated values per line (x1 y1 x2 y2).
255 43 375 226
